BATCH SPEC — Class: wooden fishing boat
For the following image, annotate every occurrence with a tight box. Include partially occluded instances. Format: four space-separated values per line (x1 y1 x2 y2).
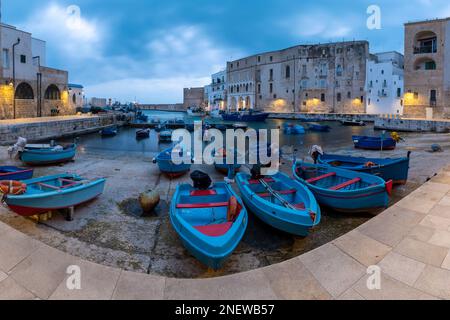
0 167 34 181
170 182 248 269
222 111 269 122
318 152 411 184
353 136 397 150
293 161 392 212
341 120 366 126
212 149 242 174
20 144 77 165
158 130 173 143
2 173 106 217
153 148 192 178
308 123 331 132
101 127 118 137
283 124 305 135
236 172 320 236
136 129 150 139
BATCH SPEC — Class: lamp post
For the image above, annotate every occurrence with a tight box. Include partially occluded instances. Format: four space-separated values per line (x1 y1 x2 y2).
12 38 20 119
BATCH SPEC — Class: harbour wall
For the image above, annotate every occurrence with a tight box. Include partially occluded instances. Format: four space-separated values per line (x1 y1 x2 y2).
138 104 185 112
374 117 450 133
268 113 380 122
0 114 123 145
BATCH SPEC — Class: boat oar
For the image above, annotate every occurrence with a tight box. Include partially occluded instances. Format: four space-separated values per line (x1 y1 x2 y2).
259 178 297 211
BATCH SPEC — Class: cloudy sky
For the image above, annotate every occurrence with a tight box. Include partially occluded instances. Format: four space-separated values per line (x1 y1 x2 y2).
2 0 450 103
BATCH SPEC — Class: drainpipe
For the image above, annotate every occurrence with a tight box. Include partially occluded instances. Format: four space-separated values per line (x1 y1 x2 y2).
12 38 20 119
34 56 42 117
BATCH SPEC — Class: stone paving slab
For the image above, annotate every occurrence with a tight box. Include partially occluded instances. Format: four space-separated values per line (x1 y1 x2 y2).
2 170 450 300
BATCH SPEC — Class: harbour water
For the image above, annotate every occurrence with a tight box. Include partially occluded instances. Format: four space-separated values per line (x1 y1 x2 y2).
2 111 447 278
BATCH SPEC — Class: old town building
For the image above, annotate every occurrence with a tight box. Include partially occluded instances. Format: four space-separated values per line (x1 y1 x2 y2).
206 70 227 112
226 41 369 113
404 18 450 119
0 23 72 119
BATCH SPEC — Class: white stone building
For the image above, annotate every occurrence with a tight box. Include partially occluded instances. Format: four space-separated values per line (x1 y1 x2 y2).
366 52 405 115
206 70 227 112
68 83 85 109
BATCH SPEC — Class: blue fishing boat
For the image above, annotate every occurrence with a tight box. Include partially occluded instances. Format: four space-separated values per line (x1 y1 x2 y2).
153 148 192 178
293 162 392 212
212 149 242 174
170 182 248 269
308 123 331 132
283 124 305 135
318 152 411 185
20 144 77 165
0 167 34 181
353 136 397 150
159 130 173 143
2 173 106 217
101 127 118 137
136 129 150 139
222 111 269 122
236 172 321 236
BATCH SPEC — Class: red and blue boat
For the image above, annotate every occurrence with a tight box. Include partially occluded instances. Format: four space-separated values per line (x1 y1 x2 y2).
170 182 248 269
353 136 397 150
318 152 411 185
153 148 192 178
2 173 106 217
19 144 77 165
0 167 34 181
293 161 392 212
236 172 320 236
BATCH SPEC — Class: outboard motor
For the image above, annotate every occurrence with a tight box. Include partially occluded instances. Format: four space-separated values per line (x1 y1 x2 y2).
190 170 212 190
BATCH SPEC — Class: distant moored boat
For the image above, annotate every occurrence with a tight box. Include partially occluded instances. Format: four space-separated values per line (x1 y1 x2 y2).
20 144 77 166
353 135 397 150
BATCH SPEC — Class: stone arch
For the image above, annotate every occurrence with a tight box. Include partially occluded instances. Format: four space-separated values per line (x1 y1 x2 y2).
44 84 61 100
414 57 437 70
72 93 77 104
230 97 237 111
245 96 251 109
15 82 34 99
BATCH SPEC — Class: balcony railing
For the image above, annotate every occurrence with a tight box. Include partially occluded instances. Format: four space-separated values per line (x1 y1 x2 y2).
414 46 437 54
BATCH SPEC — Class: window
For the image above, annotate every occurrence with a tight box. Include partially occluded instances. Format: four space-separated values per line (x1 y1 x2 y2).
321 93 325 102
337 93 342 102
2 49 9 68
246 84 249 92
430 90 437 104
347 92 351 99
273 94 277 99
237 62 239 67
336 65 343 77
269 69 273 81
425 61 436 70
381 70 384 75
360 96 364 103
72 94 77 104
269 83 273 94
286 65 291 79
270 56 273 62
45 85 61 100
302 65 307 74
414 92 419 100
397 88 402 98
258 56 261 63
368 98 371 106
15 82 34 99
20 55 26 64
257 83 261 94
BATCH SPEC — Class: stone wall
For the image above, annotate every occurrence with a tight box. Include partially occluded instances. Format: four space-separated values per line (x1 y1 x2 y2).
0 115 117 145
374 117 450 132
138 104 185 112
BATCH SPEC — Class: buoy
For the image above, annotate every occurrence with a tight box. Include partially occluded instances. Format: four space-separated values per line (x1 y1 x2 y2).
139 190 161 214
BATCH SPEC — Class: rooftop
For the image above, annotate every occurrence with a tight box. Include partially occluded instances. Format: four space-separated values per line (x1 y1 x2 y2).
405 17 450 26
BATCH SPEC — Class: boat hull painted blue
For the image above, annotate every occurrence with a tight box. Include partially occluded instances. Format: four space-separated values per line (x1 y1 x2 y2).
0 167 34 181
222 112 270 122
318 154 410 184
293 162 390 212
353 136 397 150
170 183 248 269
236 172 321 236
309 124 331 132
5 173 106 217
20 144 77 165
156 148 191 177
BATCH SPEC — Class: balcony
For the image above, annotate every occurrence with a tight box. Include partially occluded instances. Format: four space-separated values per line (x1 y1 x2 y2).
413 46 437 54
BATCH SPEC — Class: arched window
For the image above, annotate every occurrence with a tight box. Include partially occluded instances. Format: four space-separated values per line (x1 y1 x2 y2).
72 93 77 104
286 65 291 79
15 82 34 99
45 85 61 100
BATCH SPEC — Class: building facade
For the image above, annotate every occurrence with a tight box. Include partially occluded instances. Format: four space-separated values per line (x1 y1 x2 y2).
0 23 72 119
206 70 227 112
226 41 369 113
404 18 450 119
366 52 404 115
68 84 85 110
183 87 205 109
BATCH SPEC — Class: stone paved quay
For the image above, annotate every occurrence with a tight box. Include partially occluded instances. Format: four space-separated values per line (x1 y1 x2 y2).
1 166 450 300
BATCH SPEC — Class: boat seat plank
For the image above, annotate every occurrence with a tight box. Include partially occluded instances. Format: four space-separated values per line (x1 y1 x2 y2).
194 222 233 237
306 172 336 184
190 190 218 196
38 183 60 190
257 189 297 198
293 203 306 210
248 178 275 185
330 178 362 191
177 202 229 209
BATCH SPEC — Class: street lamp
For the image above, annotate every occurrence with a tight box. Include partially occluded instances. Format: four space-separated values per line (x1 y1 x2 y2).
12 37 21 119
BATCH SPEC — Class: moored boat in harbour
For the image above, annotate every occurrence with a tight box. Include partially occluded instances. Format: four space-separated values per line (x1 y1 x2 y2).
153 148 192 178
0 167 34 181
353 135 397 150
222 111 270 122
19 144 77 165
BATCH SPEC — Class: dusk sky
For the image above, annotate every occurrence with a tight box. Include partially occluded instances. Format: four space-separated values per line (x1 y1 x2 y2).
2 0 450 103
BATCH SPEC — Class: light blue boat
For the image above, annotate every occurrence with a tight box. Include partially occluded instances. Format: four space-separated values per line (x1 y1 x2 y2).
159 130 173 143
236 172 320 236
170 182 248 269
20 144 77 165
153 148 192 178
3 173 106 217
283 124 305 135
293 161 391 212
